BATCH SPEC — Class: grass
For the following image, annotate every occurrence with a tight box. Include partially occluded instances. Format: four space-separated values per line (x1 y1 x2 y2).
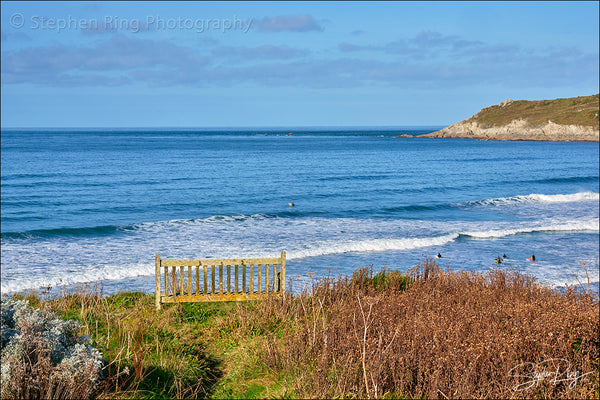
3 258 599 399
469 94 599 127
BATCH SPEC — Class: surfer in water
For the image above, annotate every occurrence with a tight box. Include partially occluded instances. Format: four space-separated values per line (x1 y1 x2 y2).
436 253 442 258
526 253 536 261
503 253 507 259
495 256 503 264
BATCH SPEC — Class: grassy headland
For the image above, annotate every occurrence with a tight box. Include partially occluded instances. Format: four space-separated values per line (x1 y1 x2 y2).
3 259 599 399
468 94 599 128
419 94 599 141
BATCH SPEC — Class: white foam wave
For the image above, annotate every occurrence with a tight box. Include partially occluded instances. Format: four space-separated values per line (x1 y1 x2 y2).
463 219 599 239
531 263 600 289
0 262 154 295
527 192 599 203
0 234 459 294
2 214 598 294
287 234 459 260
474 191 599 206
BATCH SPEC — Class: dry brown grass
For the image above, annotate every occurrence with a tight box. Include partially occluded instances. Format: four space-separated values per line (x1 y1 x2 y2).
230 259 600 399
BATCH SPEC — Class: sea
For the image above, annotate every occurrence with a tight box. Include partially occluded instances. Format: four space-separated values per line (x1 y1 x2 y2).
1 128 599 296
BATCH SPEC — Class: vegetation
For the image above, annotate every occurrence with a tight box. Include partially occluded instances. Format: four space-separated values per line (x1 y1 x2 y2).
469 94 599 128
1 299 104 399
2 259 598 399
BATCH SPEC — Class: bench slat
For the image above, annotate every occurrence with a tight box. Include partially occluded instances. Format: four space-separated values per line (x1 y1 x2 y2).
160 258 282 267
161 292 282 303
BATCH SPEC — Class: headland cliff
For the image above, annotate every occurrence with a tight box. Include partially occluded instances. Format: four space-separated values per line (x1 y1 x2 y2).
419 94 599 141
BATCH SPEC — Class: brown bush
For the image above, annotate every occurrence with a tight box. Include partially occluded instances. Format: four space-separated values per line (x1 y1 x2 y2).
234 259 600 399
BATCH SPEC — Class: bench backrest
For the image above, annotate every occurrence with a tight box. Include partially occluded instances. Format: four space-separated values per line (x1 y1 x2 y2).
155 251 286 309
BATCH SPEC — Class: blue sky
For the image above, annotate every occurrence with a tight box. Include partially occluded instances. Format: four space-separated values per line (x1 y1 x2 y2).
1 1 598 128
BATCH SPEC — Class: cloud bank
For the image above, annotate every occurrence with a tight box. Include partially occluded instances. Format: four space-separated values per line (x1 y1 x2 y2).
1 31 597 90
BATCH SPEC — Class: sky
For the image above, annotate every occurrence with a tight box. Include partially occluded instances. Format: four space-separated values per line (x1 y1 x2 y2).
1 1 598 128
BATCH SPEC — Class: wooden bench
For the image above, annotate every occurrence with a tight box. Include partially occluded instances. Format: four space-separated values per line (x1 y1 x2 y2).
155 251 286 310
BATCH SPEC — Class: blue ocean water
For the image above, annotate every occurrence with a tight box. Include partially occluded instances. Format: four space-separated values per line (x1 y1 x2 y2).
1 128 599 295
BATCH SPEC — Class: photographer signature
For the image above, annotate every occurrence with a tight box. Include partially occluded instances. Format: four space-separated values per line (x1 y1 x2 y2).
508 358 594 391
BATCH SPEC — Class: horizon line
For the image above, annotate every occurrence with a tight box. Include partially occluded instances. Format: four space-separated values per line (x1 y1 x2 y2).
0 125 447 130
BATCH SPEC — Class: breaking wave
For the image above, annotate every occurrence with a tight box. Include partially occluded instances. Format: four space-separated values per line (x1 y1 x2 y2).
468 192 599 207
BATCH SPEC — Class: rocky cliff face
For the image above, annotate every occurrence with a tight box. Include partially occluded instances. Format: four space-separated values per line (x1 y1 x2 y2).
420 119 599 141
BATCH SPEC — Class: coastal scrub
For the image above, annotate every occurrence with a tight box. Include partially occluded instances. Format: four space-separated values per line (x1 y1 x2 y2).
2 260 598 399
0 299 104 399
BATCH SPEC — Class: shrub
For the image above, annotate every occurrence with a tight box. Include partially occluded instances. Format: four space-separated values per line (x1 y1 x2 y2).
233 262 600 399
0 299 104 399
351 266 411 292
